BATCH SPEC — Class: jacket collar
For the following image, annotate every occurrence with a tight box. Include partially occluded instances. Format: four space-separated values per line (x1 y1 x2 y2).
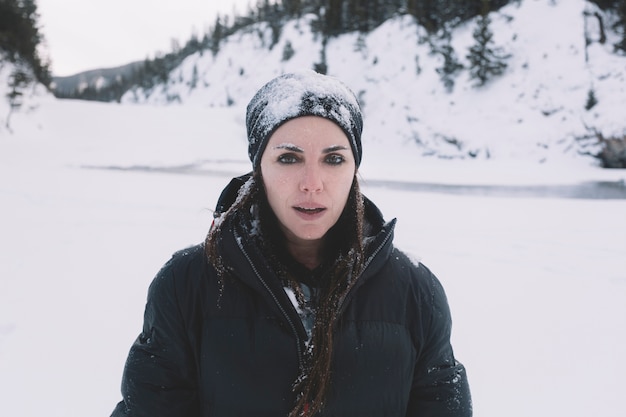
213 174 397 305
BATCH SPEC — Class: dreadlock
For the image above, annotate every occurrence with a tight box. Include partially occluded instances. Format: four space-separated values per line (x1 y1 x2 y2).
289 177 365 417
204 173 260 300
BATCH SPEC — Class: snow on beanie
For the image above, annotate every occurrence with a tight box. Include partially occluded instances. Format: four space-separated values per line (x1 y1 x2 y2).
246 70 363 169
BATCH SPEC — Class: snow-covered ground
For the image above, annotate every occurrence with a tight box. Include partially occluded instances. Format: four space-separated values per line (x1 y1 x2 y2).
1 94 625 417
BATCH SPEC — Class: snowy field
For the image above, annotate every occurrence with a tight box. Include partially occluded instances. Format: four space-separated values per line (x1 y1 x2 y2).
1 96 625 417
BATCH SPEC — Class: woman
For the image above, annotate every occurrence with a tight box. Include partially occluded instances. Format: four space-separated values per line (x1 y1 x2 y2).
111 70 471 417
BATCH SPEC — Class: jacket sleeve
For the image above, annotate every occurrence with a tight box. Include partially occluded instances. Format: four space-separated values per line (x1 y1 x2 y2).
405 264 472 417
111 257 199 417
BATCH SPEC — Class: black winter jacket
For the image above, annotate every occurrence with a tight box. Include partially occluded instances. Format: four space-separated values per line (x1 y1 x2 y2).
111 181 471 417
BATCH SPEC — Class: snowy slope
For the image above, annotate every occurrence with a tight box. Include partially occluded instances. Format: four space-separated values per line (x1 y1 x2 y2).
119 0 626 165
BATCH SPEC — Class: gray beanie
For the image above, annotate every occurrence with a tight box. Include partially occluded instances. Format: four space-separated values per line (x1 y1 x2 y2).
246 70 363 169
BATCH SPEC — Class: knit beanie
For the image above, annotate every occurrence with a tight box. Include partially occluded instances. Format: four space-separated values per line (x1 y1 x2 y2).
246 70 363 169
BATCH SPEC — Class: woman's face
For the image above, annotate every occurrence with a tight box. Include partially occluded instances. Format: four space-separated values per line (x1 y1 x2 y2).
260 116 356 248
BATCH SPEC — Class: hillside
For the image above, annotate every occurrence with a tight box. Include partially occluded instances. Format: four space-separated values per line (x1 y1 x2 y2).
118 0 625 166
51 61 143 100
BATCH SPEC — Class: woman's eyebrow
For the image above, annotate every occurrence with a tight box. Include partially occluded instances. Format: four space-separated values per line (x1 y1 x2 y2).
273 143 304 152
271 144 349 153
323 145 349 153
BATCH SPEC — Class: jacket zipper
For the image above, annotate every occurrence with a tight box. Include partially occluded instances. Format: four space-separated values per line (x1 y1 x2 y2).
234 230 305 371
233 220 394 370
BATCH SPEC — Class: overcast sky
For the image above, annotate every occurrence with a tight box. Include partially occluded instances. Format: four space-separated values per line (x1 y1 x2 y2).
37 0 253 76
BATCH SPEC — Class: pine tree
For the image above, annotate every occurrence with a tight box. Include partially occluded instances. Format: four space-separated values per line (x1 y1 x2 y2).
314 36 329 74
210 15 224 56
585 88 599 110
282 40 295 61
408 0 439 33
615 0 626 53
1 0 51 129
189 64 199 90
0 0 50 85
466 0 509 87
436 44 463 92
283 0 302 18
433 29 463 92
325 0 344 36
5 67 31 130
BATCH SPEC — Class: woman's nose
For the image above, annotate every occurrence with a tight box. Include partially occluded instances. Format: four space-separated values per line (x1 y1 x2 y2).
300 163 323 193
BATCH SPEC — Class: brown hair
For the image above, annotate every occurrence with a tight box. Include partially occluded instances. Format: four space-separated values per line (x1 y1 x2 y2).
205 171 366 417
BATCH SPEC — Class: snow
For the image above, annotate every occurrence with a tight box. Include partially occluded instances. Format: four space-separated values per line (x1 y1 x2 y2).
1 0 626 416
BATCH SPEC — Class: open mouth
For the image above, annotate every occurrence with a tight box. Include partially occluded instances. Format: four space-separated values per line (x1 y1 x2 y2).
295 207 325 214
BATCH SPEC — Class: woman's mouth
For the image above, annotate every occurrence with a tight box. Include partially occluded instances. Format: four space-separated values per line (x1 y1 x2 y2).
293 206 326 219
295 207 325 213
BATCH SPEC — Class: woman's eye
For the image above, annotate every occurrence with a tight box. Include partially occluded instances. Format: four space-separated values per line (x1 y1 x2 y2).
277 154 299 164
325 154 345 165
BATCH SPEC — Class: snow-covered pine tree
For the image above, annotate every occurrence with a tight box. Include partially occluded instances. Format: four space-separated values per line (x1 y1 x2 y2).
434 28 463 92
466 0 510 87
210 15 224 56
